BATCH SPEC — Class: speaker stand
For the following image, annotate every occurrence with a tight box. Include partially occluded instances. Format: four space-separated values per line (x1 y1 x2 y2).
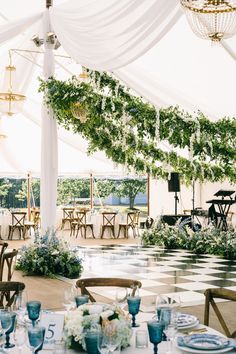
174 192 179 216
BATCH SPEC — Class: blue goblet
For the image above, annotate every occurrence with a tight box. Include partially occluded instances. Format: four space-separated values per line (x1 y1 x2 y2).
127 296 141 328
147 320 164 354
28 326 45 354
75 295 89 307
0 311 16 349
26 301 41 327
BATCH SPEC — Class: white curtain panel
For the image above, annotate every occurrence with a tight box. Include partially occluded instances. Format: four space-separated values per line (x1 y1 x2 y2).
50 0 181 70
0 12 42 45
40 9 58 232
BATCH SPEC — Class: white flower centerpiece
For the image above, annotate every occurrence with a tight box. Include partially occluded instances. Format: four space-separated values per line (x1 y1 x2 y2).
64 303 132 351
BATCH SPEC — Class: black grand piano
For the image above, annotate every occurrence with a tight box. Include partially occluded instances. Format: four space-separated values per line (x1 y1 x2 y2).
206 189 235 231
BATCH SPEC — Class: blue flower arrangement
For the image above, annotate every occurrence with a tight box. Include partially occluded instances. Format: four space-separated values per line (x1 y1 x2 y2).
16 230 83 278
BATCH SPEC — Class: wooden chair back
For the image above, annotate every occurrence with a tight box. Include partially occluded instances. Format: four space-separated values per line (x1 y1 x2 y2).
11 212 26 227
204 288 236 338
31 209 40 225
0 281 25 309
102 212 117 227
0 249 18 281
62 208 74 219
0 241 8 262
126 212 137 227
75 210 88 225
76 277 142 302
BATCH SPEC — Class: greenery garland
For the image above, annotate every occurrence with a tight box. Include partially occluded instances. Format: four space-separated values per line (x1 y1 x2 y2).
39 70 236 185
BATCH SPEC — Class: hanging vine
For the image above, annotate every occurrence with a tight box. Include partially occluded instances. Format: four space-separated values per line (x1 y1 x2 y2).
39 70 236 185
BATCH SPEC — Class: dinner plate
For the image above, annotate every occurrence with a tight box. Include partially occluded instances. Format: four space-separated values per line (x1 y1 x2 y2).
176 344 233 354
177 335 233 354
177 319 200 330
182 334 230 350
178 314 198 327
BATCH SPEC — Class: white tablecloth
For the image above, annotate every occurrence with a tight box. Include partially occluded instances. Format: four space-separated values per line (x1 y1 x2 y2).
4 312 236 353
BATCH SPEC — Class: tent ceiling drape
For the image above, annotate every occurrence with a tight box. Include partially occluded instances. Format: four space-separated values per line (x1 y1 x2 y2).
0 0 235 228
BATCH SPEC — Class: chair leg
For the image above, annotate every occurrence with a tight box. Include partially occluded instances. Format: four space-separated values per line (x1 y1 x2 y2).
101 226 105 239
90 226 95 239
117 225 121 238
112 226 115 238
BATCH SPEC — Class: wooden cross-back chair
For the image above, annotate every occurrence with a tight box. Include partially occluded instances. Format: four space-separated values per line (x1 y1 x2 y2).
0 249 18 282
61 207 74 230
0 281 25 309
25 209 41 236
76 277 142 303
117 211 140 238
8 211 27 240
71 210 94 239
0 241 8 263
101 212 117 238
204 288 236 338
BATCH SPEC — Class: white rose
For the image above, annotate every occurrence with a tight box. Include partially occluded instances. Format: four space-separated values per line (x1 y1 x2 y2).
100 310 114 320
88 305 103 314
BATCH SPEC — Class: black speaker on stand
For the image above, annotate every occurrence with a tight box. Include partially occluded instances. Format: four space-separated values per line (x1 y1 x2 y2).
168 173 180 216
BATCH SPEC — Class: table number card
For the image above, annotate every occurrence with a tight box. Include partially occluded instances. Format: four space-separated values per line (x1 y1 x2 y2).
40 312 65 349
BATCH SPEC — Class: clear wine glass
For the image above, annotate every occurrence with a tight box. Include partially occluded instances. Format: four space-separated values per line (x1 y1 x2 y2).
97 337 109 354
13 325 26 354
102 323 121 354
115 288 128 310
14 291 28 325
155 294 168 320
164 323 177 354
63 288 73 313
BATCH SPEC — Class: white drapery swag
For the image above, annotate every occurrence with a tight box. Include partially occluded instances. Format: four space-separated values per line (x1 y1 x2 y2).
40 10 58 232
50 0 181 71
0 13 42 45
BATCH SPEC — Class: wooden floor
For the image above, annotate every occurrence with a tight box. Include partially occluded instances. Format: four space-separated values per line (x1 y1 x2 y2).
4 231 236 336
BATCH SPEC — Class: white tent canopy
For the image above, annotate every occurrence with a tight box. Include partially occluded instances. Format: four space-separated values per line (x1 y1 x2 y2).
0 0 235 228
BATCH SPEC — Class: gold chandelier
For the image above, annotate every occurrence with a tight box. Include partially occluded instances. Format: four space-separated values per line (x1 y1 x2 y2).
181 0 236 42
0 52 26 116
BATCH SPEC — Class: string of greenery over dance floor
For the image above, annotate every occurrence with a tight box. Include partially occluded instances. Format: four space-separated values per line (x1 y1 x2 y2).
40 69 236 185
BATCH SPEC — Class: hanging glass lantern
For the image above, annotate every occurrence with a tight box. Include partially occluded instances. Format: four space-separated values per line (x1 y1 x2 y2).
181 0 236 42
71 102 88 123
0 52 26 116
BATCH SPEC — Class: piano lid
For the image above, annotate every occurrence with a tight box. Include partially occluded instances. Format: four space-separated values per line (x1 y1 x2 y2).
214 189 235 198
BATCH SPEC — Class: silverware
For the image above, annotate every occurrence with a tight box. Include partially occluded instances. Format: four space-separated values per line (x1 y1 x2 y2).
183 328 207 335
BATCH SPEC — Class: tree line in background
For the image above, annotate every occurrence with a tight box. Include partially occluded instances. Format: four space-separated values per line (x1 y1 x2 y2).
0 177 147 209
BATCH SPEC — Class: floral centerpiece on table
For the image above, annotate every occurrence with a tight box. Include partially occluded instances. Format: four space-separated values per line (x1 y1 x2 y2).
15 230 83 278
64 303 132 350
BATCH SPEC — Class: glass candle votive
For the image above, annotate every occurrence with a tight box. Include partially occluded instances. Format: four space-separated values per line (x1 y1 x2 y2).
135 330 148 349
75 295 89 307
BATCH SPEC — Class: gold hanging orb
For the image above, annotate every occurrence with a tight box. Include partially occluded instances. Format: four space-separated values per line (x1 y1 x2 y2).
181 0 236 42
71 102 88 123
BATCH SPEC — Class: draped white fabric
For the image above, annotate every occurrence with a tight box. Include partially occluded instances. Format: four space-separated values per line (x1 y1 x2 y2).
40 10 58 231
50 0 181 70
0 12 42 45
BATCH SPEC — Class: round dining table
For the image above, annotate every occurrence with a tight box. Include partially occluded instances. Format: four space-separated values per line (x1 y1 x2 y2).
4 311 236 353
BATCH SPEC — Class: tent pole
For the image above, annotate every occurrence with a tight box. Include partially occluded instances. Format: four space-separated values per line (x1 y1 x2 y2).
147 174 150 216
90 173 93 209
27 173 31 221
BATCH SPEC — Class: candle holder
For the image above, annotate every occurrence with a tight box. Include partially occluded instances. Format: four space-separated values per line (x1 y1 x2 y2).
75 295 89 307
127 296 141 328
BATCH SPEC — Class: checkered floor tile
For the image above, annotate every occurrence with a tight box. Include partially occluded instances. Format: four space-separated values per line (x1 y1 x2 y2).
71 244 236 307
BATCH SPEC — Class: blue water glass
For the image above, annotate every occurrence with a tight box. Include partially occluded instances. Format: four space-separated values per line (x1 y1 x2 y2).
127 296 141 327
75 295 89 307
27 301 41 327
84 331 101 354
159 307 171 341
147 320 164 354
0 311 16 348
28 326 45 354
